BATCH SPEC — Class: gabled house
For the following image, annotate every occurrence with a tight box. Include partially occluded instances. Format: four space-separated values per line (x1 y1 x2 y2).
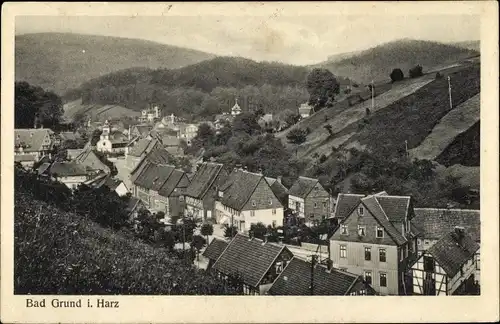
14 128 55 161
211 233 294 295
411 227 479 295
265 177 289 208
125 137 166 171
45 161 89 189
214 169 284 232
329 192 420 295
84 173 129 197
131 124 154 138
202 238 229 271
184 162 230 221
74 147 111 174
131 162 190 218
412 208 480 284
288 176 332 225
298 103 313 118
268 257 375 296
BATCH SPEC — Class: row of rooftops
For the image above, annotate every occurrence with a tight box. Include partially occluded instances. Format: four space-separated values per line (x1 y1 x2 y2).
203 234 371 295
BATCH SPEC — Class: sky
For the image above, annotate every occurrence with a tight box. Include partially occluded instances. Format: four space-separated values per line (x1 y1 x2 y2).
15 14 480 65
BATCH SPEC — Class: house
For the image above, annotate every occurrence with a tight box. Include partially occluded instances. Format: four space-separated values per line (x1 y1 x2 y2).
231 99 242 116
45 161 89 189
268 257 375 296
184 162 230 221
66 149 84 160
161 135 184 156
411 227 480 295
412 208 480 284
125 137 167 171
176 123 199 145
214 113 234 131
14 154 37 168
298 103 313 118
329 192 420 295
139 105 161 123
74 146 111 174
131 162 190 218
258 114 274 128
288 176 332 225
331 193 366 226
202 238 229 271
58 131 82 144
131 124 154 138
214 169 285 232
265 177 289 208
84 173 129 197
96 120 128 153
14 128 55 161
211 233 294 295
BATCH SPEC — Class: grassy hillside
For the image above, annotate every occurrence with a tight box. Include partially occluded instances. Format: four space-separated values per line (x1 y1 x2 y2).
342 63 480 157
436 121 480 167
14 188 235 295
409 94 480 161
315 39 479 84
63 99 141 122
15 33 216 95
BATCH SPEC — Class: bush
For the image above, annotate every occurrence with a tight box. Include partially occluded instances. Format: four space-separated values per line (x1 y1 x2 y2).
224 225 238 238
409 65 424 78
435 72 444 79
249 222 268 240
319 154 327 164
200 223 214 241
390 68 405 82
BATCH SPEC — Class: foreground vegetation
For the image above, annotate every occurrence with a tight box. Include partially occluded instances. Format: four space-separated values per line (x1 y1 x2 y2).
14 167 239 295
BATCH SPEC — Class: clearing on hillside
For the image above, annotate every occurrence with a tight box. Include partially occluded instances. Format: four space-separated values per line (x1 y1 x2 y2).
409 94 480 161
64 99 141 122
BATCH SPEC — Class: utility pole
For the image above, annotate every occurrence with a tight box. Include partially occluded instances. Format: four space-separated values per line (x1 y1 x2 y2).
371 80 375 111
405 140 409 157
231 213 234 238
182 211 186 262
310 254 317 295
447 76 453 110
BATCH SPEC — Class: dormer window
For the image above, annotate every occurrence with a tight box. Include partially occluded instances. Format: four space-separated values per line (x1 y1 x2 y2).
358 226 366 236
251 200 256 207
218 191 224 197
358 207 364 216
376 226 384 238
268 198 273 206
340 224 348 235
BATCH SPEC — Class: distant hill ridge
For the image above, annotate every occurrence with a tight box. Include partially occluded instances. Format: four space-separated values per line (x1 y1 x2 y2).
15 32 216 94
315 39 479 84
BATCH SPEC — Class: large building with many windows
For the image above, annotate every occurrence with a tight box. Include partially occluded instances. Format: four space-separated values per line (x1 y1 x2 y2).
329 191 420 295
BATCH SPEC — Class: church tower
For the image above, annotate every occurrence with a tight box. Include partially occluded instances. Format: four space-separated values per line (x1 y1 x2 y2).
231 98 242 116
101 120 110 141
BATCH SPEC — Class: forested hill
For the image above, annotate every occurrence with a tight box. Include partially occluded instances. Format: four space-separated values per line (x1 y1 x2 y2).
15 33 216 95
315 39 479 84
63 57 352 121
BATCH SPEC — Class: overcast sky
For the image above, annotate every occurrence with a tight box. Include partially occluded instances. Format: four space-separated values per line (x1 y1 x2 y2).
16 14 480 65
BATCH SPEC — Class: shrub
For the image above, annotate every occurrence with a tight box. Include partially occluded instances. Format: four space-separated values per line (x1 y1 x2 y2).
409 65 424 78
390 68 405 82
249 222 267 240
319 154 327 163
200 223 214 242
224 225 238 238
435 72 444 79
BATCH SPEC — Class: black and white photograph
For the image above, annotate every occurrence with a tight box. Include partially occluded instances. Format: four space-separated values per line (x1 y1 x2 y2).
1 1 499 323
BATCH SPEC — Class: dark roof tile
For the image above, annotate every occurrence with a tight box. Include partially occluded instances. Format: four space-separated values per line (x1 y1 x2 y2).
219 170 263 211
202 238 229 261
413 208 480 242
184 163 225 199
333 193 364 219
288 176 319 198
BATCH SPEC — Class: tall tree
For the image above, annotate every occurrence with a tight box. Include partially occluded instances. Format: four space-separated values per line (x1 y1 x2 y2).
286 128 308 156
15 82 63 129
306 69 339 111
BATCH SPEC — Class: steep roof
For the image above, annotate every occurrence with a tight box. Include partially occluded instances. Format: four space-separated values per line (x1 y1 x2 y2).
49 161 88 177
212 234 289 288
376 195 411 222
184 163 224 199
134 124 154 136
268 257 362 296
360 196 407 246
128 138 156 157
14 128 54 152
333 193 365 219
413 208 480 242
219 170 263 211
268 179 289 207
427 229 480 277
133 163 175 191
107 131 128 144
288 176 320 199
59 131 81 142
158 169 188 197
126 197 143 213
74 148 111 173
130 143 172 177
202 238 229 261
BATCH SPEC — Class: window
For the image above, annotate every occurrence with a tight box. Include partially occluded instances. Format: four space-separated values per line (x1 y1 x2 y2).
423 256 435 272
364 271 372 284
272 220 277 227
358 226 366 236
218 191 224 197
276 261 283 274
476 254 480 270
358 207 364 216
340 245 347 258
272 209 276 215
314 202 318 208
340 224 348 235
376 226 384 238
252 200 256 207
399 249 404 261
323 202 327 209
379 249 387 262
364 247 371 261
380 273 387 287
250 210 255 217
269 198 273 206
350 292 357 296
359 289 366 296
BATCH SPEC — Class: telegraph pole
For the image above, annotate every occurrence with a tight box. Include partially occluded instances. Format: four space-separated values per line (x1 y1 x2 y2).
447 76 453 110
371 80 375 111
310 255 317 295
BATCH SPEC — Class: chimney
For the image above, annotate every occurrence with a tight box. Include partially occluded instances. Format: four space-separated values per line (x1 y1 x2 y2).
453 226 465 246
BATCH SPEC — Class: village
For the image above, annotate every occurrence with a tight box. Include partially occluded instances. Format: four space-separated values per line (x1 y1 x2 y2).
14 96 480 297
